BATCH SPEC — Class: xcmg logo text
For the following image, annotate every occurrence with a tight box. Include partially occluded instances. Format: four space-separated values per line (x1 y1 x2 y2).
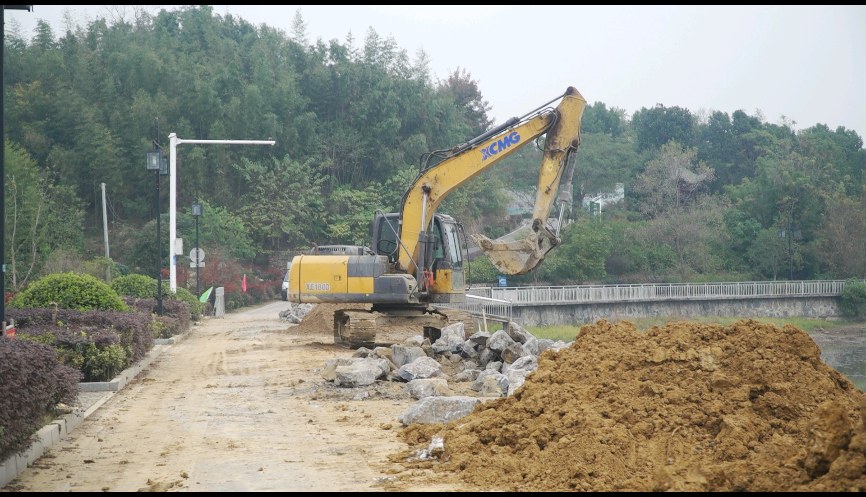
481 131 521 161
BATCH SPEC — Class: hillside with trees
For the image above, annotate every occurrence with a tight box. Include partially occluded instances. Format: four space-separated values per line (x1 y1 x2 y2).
4 5 865 295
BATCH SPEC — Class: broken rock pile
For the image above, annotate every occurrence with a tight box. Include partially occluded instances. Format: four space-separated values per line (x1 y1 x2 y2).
279 302 315 324
318 321 570 424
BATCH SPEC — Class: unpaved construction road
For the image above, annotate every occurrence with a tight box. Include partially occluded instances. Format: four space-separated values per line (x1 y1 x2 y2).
2 301 467 492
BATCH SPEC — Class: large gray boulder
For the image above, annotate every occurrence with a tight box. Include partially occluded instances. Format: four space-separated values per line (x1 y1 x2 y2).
398 396 485 425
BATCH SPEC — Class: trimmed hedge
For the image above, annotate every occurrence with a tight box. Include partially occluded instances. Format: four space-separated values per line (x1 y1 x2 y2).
112 273 203 322
111 273 158 299
0 337 80 461
174 287 204 322
2 271 204 465
9 272 128 311
123 297 191 338
8 307 155 378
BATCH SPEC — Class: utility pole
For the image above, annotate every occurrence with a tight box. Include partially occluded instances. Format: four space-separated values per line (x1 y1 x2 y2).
101 182 111 281
101 183 109 259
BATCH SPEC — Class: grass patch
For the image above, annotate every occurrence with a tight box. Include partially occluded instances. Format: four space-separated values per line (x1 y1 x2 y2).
528 316 862 341
526 325 582 342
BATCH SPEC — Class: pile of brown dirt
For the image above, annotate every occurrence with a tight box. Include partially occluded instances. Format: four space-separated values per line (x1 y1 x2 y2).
397 319 866 492
290 303 369 335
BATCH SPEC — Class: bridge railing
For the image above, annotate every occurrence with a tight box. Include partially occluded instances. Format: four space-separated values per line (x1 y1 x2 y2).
435 294 513 329
466 279 863 306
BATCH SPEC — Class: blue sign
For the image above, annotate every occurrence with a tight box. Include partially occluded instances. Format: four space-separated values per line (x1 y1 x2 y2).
498 275 507 287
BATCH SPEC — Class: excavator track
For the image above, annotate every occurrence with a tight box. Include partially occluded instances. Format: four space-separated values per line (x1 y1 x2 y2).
333 306 476 349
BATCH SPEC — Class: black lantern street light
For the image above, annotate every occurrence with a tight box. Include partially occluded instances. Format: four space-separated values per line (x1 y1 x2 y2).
192 202 202 297
146 147 168 315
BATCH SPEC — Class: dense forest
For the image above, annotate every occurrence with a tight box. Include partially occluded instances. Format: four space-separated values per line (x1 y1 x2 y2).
3 5 865 294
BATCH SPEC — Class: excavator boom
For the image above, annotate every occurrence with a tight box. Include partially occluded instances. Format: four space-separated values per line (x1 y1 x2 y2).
469 87 585 274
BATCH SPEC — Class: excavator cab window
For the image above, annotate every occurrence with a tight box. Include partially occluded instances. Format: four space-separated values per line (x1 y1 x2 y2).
440 220 463 269
371 212 400 262
432 230 445 260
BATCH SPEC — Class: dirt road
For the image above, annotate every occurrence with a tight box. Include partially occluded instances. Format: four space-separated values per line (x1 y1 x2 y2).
2 301 466 492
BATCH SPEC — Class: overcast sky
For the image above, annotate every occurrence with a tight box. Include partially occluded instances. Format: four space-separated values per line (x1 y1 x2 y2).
7 5 866 140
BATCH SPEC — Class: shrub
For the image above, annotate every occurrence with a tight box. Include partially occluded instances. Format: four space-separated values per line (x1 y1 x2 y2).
467 256 500 286
82 256 124 281
0 337 81 460
8 307 154 369
173 287 203 322
122 297 191 338
81 342 127 382
113 274 202 322
111 273 158 299
9 272 129 311
840 279 866 319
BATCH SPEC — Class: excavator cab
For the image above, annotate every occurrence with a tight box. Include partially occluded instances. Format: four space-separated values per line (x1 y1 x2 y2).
371 212 466 303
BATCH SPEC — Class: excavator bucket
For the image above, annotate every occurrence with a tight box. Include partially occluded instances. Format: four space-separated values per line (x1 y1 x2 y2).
470 230 560 276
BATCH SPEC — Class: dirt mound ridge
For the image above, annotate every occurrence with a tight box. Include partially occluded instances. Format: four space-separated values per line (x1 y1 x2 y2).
290 303 369 335
398 319 866 492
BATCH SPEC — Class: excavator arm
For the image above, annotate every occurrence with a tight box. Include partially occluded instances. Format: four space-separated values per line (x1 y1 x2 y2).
396 86 586 277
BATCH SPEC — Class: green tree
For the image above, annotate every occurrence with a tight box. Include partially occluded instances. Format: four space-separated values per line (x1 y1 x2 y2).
580 102 628 138
631 142 726 281
4 141 85 291
631 104 696 153
536 220 612 284
631 141 715 220
234 155 327 250
747 228 788 280
326 184 388 246
439 67 493 134
814 192 866 279
722 208 763 275
696 110 737 189
571 132 643 204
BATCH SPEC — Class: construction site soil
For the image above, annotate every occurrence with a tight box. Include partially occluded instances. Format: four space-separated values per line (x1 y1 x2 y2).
302 304 866 491
395 318 866 492
5 302 866 492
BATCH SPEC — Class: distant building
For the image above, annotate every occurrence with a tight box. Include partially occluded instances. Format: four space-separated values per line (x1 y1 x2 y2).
582 183 624 214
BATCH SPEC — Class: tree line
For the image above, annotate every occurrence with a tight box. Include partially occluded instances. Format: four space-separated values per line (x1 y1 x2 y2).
4 5 865 292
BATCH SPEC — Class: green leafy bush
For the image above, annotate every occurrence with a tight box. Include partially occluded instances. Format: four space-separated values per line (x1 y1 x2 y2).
112 273 201 321
840 279 866 319
467 256 499 285
81 343 127 382
173 287 204 321
9 272 129 311
111 273 158 299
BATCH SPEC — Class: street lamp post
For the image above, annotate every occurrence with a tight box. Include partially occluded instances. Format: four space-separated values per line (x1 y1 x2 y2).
192 202 202 297
146 147 169 315
167 134 275 293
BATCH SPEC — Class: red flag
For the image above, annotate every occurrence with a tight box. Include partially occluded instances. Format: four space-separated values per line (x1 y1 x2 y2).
242 274 248 293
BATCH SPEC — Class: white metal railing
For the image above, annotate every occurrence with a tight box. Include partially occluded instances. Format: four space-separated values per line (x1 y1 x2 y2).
436 293 513 326
465 279 864 306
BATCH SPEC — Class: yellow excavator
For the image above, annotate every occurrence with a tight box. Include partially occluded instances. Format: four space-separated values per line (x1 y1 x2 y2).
288 86 586 348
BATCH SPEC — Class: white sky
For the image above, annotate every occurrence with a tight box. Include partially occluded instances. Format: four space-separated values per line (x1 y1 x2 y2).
7 5 866 139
